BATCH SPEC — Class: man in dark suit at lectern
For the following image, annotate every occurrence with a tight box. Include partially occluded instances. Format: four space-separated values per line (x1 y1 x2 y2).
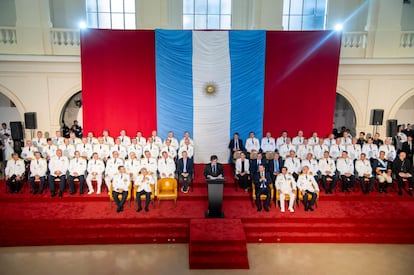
253 164 272 212
204 155 224 179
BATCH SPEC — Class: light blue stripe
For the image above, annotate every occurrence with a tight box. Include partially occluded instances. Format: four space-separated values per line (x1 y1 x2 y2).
229 30 266 142
155 30 193 139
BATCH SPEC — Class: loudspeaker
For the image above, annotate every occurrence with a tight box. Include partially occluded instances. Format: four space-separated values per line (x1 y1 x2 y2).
10 121 24 140
387 119 398 137
370 109 384 125
24 112 37 129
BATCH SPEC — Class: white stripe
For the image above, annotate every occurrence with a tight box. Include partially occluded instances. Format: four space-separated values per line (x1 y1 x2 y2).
193 31 231 163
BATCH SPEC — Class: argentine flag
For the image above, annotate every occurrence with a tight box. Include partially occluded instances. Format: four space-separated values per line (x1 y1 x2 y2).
156 30 266 163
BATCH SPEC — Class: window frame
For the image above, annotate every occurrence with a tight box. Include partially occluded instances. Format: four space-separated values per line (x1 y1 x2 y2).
86 0 136 30
183 0 232 30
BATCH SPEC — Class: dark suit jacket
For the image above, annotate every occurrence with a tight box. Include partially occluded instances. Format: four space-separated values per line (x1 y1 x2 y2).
177 157 193 175
204 163 224 179
268 157 284 181
402 141 414 157
392 158 413 175
372 158 392 173
253 171 272 189
228 138 245 152
250 158 268 174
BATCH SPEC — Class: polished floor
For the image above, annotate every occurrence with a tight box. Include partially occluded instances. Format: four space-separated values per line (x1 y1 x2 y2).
1 243 414 275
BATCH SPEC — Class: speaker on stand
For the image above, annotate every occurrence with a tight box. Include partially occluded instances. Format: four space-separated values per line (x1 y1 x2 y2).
10 121 24 155
24 112 37 139
370 109 384 136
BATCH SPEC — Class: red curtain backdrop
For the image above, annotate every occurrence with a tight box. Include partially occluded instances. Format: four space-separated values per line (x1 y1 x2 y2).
80 29 156 138
263 31 342 138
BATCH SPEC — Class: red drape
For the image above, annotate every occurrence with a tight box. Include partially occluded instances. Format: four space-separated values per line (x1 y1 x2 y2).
80 29 156 138
263 31 341 138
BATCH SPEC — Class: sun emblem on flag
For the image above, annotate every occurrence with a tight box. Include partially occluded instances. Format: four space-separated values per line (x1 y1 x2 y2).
204 82 217 95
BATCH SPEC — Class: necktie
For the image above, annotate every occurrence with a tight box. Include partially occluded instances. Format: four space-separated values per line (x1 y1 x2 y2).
147 159 149 164
300 138 302 143
235 139 239 150
37 160 39 164
105 137 107 142
165 159 167 164
76 159 78 163
121 137 124 142
89 138 92 143
131 160 133 166
14 160 16 164
100 145 102 149
283 138 286 143
241 160 245 173
95 160 96 164
29 147 31 151
118 146 120 151
84 144 86 149
275 160 279 172
267 138 269 143
213 165 216 174
314 138 316 143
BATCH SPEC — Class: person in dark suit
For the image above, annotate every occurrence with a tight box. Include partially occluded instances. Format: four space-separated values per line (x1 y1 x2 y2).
268 152 283 183
228 132 245 163
402 135 414 165
392 151 414 196
253 164 272 212
177 150 194 193
204 155 224 179
250 152 267 175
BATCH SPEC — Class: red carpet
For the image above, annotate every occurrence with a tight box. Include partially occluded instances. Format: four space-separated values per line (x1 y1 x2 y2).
189 219 249 269
1 164 414 251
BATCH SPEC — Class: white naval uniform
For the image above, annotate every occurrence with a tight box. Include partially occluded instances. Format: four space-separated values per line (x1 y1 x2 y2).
59 144 76 159
285 157 301 175
93 143 110 160
143 143 160 158
179 137 194 147
48 156 69 176
102 136 115 146
69 137 81 146
87 137 98 145
110 144 128 160
30 158 47 177
318 158 336 176
275 173 297 211
43 144 58 159
313 144 329 160
355 159 373 178
136 136 147 147
128 144 143 159
157 157 176 178
297 173 320 192
378 144 397 161
104 158 124 190
118 135 131 146
21 146 38 160
140 157 157 176
296 144 314 160
135 173 155 193
68 157 87 177
362 144 379 159
308 137 320 146
52 137 64 146
178 144 194 159
276 136 288 151
32 138 47 150
125 158 142 180
5 158 25 177
323 138 336 148
340 137 352 145
261 137 276 152
76 143 93 159
291 136 304 147
163 137 179 151
329 144 342 160
245 137 260 153
347 144 362 160
159 145 177 159
336 157 354 176
112 173 130 191
300 159 319 176
151 136 163 148
2 137 14 160
278 144 296 160
86 158 105 193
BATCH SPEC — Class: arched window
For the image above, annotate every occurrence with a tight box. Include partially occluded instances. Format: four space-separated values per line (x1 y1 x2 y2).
60 91 82 138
